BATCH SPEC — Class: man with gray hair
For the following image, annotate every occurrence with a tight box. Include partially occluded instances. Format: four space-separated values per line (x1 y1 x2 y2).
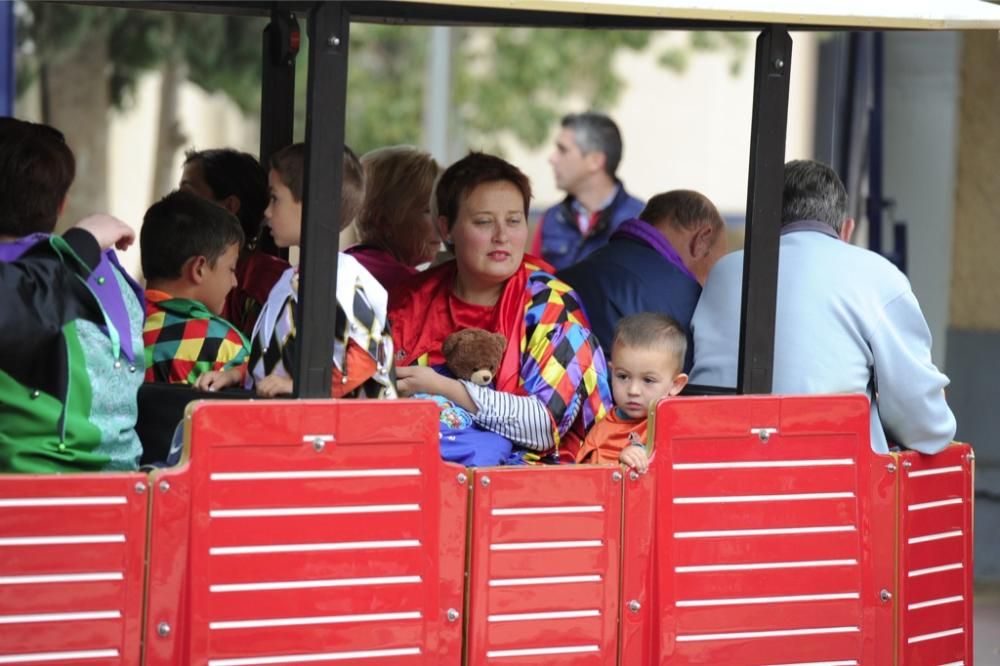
690 159 955 455
531 112 644 270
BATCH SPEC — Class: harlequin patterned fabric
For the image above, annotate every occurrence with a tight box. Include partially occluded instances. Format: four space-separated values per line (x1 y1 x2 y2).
143 290 250 385
390 256 612 451
247 254 397 399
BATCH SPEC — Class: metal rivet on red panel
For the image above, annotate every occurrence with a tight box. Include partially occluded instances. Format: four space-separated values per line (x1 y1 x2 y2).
134 482 146 494
902 460 912 470
629 470 640 482
456 473 468 485
158 480 170 493
886 463 897 473
612 471 622 482
447 608 460 622
157 622 171 637
628 600 641 613
480 476 491 487
880 589 892 602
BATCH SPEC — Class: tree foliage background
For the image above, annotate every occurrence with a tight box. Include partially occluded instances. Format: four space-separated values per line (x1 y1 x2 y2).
14 2 748 217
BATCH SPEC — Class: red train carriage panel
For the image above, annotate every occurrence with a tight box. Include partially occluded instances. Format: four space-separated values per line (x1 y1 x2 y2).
143 400 467 666
466 466 623 665
0 473 149 665
896 444 975 665
623 394 897 666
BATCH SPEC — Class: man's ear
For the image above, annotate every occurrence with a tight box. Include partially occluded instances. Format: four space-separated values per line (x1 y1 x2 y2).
839 218 856 243
185 255 209 285
690 223 714 259
221 195 242 216
669 373 689 397
584 150 607 175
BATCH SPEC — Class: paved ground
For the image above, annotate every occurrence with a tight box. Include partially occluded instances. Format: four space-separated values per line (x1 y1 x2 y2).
976 585 1000 665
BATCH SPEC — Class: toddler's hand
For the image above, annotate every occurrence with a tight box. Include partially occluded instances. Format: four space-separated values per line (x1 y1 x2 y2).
619 445 650 474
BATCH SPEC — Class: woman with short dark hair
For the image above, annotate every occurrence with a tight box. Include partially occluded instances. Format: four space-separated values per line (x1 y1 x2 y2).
389 152 611 464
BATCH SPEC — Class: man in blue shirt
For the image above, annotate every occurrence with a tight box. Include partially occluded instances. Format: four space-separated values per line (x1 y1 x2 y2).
532 112 644 270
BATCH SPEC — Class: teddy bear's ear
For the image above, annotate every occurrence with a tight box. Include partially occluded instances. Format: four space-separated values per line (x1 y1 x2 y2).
442 334 459 358
491 332 508 354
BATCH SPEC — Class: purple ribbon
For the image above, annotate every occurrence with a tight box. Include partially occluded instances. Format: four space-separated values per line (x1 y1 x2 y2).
611 218 698 282
0 233 49 262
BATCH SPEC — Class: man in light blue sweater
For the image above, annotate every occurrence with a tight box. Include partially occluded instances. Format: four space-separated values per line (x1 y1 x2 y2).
690 160 955 455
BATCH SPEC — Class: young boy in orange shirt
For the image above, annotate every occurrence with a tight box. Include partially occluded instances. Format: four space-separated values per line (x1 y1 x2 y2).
576 313 688 472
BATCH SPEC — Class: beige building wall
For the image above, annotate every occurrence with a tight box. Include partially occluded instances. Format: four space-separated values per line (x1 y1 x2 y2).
950 30 1000 331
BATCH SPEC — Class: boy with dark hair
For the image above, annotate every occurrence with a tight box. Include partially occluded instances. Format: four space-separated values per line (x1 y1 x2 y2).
141 190 250 389
576 313 688 471
0 118 145 472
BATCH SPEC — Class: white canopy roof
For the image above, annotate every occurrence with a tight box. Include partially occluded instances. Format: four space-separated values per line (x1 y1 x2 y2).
413 0 1000 29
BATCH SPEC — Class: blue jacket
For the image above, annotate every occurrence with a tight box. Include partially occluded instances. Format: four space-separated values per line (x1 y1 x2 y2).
537 185 644 271
557 236 701 371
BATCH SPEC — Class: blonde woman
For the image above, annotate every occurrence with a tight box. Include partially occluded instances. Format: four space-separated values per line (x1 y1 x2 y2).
346 146 442 292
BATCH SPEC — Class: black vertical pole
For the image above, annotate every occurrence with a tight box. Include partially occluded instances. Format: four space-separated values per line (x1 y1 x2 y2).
737 26 792 395
867 32 885 257
259 8 299 258
294 2 350 399
260 8 298 164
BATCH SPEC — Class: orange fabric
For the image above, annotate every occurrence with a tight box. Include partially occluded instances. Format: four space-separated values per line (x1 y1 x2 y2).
330 339 377 398
576 409 647 465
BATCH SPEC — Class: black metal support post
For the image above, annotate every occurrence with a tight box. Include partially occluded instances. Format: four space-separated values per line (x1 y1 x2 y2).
260 8 298 165
867 31 885 257
294 1 350 398
737 26 792 395
259 7 299 257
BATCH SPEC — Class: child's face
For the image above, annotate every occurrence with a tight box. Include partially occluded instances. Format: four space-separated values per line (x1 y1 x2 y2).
610 342 688 419
198 242 240 315
265 169 301 248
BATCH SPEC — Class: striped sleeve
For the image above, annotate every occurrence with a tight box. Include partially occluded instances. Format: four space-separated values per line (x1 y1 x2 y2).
460 380 557 452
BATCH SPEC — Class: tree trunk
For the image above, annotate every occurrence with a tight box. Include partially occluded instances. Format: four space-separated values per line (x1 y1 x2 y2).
46 29 111 232
152 50 189 201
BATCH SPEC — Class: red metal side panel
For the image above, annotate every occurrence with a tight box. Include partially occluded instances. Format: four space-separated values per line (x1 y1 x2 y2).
466 466 623 666
0 472 148 665
620 454 659 666
631 394 896 665
149 399 466 666
897 443 975 666
143 461 193 666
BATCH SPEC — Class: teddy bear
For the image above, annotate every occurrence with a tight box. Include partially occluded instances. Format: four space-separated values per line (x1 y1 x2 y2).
442 328 508 386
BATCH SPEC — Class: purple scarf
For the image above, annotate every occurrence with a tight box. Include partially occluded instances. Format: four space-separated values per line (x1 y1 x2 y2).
611 218 698 282
0 233 142 362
